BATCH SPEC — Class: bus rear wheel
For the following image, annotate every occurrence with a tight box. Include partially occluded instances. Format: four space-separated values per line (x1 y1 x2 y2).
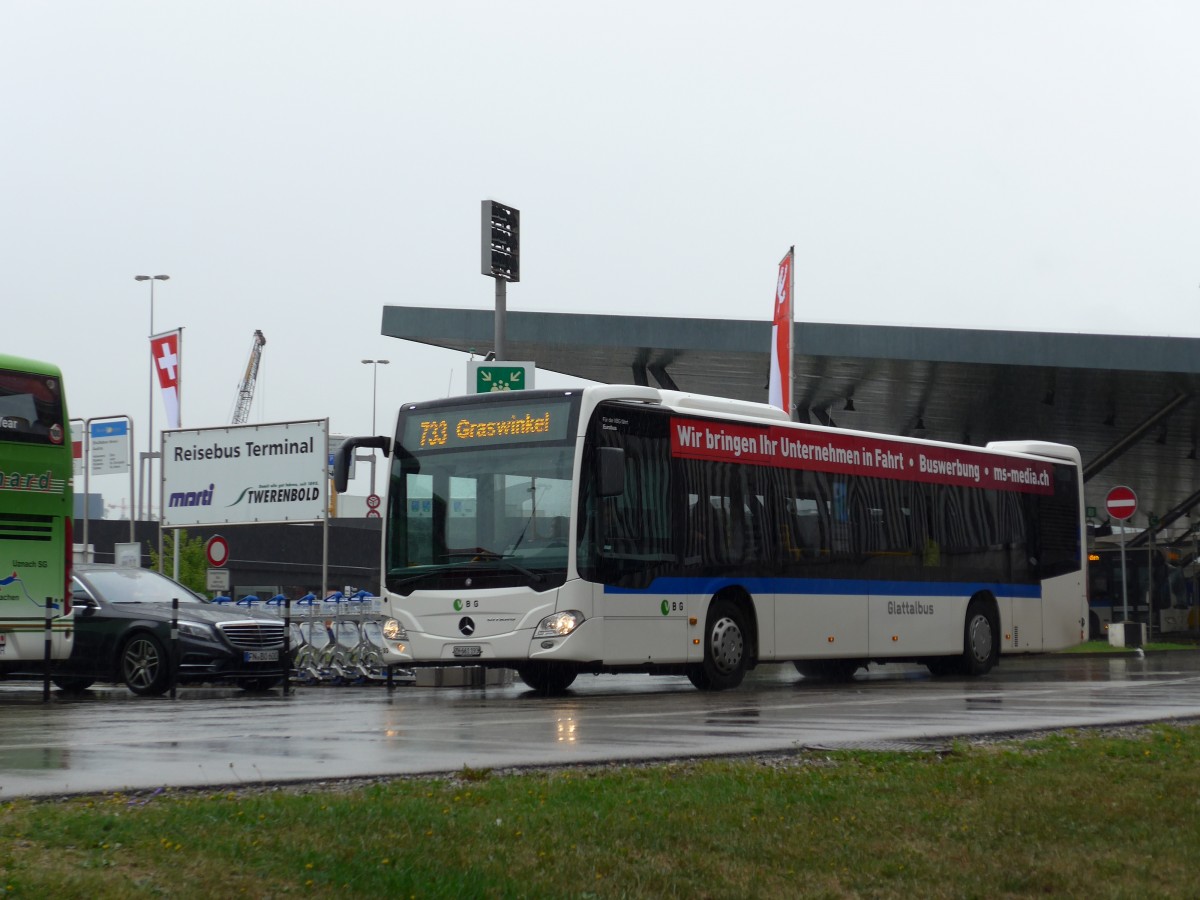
962 600 999 676
924 600 999 677
687 598 748 691
516 663 577 695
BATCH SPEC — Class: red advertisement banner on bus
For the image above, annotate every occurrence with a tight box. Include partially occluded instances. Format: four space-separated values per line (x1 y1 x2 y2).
670 417 1054 495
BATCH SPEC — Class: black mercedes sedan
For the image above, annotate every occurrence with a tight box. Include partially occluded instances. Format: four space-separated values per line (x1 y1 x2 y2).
54 563 287 696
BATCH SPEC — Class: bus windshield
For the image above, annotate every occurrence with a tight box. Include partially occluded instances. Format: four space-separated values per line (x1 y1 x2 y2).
0 368 66 446
385 393 580 594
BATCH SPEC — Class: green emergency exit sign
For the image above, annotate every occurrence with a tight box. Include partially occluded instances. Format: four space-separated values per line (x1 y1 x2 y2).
468 361 535 393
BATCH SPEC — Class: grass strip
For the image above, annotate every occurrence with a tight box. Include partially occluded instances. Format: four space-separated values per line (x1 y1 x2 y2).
3 723 1199 898
1062 641 1196 654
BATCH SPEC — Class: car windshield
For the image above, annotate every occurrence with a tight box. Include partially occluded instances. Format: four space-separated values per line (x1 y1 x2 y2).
80 568 206 604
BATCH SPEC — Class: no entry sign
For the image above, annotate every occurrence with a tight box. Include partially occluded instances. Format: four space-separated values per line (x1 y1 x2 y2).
1105 485 1138 522
205 535 230 567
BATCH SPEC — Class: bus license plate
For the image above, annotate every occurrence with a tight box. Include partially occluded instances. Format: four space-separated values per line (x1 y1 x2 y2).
244 650 279 663
452 645 482 658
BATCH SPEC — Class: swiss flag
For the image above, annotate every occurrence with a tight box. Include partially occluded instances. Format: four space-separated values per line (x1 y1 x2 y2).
151 330 182 428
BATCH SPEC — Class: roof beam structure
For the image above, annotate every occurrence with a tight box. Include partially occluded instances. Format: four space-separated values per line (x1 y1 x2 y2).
381 305 1200 541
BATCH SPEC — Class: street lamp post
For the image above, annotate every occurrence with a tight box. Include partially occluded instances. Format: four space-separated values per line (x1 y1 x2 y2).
361 359 390 497
361 359 390 435
136 274 169 521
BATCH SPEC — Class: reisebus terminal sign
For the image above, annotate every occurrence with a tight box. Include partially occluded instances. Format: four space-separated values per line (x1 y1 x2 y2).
161 419 328 527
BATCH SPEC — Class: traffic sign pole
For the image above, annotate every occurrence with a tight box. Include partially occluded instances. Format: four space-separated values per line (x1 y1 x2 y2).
1119 525 1129 622
1106 486 1138 624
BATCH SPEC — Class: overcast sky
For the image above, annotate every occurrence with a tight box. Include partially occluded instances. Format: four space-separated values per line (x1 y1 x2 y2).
6 2 1199 510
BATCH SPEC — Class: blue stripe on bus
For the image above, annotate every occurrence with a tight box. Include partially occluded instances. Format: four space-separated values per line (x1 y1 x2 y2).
604 577 1042 599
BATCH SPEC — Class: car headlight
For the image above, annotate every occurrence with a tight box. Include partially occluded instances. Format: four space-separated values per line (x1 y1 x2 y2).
382 618 408 641
533 610 585 638
178 620 214 639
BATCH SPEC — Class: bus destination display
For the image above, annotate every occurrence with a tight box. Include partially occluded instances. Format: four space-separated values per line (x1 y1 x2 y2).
404 398 574 451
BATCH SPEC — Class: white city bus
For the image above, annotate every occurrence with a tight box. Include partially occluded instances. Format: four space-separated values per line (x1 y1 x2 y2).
1086 542 1192 639
334 385 1087 693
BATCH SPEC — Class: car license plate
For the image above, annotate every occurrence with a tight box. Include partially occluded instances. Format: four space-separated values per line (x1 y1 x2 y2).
452 645 482 658
244 650 279 663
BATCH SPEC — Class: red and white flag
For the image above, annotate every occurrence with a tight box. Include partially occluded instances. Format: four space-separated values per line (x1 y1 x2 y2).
768 247 794 416
150 329 182 428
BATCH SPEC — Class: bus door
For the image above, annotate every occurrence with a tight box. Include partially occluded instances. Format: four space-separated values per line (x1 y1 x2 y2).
591 420 689 665
774 473 867 660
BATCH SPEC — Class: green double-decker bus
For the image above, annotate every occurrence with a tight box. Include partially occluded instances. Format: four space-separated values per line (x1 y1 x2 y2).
0 353 74 672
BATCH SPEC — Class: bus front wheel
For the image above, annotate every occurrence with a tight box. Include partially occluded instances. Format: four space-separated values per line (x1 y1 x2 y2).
516 663 577 695
687 598 748 691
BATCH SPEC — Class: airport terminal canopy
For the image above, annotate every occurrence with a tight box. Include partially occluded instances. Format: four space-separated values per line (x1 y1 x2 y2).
382 305 1200 546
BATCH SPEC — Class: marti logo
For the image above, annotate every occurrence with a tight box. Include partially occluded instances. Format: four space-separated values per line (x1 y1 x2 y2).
168 483 216 509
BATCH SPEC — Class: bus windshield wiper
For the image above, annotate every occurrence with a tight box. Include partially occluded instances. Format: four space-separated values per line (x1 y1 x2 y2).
445 547 504 560
389 567 453 591
488 556 543 583
443 547 543 582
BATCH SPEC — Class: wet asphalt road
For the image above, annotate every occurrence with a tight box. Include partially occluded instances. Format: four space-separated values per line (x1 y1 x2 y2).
2 652 1199 799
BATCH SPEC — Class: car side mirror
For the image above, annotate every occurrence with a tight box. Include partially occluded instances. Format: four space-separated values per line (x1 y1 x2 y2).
74 595 98 610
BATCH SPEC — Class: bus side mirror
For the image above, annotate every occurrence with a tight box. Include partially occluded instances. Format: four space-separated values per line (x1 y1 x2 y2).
598 447 625 498
332 443 353 494
333 436 391 494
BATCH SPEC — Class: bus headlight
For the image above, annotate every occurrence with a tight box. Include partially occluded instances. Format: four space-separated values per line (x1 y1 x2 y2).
382 618 408 641
534 610 585 638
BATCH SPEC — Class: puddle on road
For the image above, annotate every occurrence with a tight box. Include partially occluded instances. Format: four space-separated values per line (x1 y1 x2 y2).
0 746 70 772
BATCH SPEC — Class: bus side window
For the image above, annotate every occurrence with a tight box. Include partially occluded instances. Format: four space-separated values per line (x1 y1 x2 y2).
784 496 825 562
708 502 731 565
684 499 708 564
743 493 771 562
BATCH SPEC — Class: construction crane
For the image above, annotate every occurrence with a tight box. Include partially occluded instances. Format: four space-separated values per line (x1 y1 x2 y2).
231 329 267 425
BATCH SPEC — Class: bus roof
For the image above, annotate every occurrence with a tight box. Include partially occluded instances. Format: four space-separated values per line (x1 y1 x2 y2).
0 353 64 377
